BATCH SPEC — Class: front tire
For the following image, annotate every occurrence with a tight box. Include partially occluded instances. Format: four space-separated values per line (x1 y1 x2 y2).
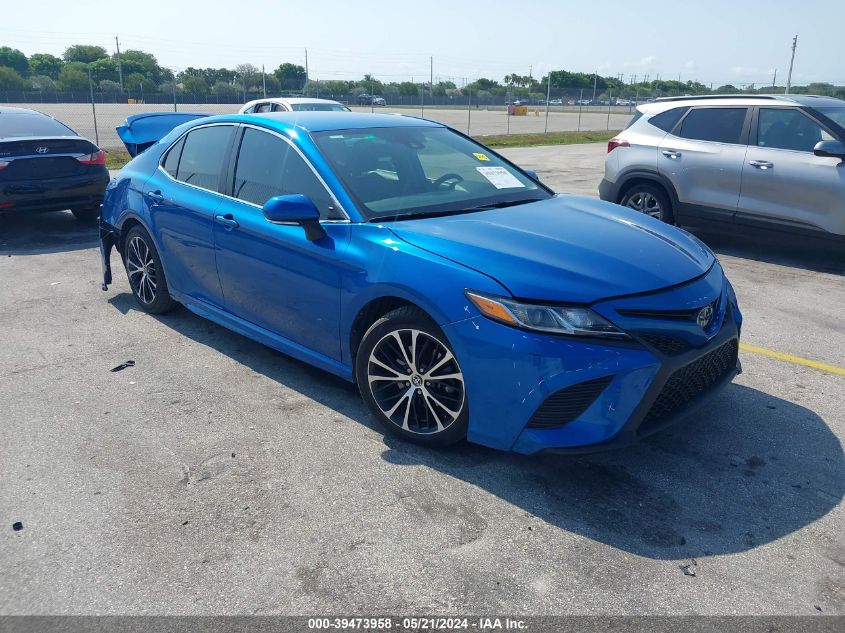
620 183 673 223
123 226 178 314
356 306 468 447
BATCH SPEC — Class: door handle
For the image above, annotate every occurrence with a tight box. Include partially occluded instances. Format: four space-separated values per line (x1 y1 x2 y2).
214 214 239 230
145 190 165 204
661 150 682 159
749 160 774 170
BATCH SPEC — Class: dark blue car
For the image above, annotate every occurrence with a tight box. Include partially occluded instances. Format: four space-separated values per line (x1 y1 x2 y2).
100 112 742 454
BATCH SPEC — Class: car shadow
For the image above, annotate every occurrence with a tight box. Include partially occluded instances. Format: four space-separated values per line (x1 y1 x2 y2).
693 227 845 276
108 292 844 560
0 211 99 256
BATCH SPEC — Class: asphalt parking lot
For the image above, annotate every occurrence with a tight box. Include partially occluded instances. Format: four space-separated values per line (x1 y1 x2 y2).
1 143 843 615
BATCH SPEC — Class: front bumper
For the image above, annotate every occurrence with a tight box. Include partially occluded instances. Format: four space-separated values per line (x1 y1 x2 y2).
0 170 109 214
443 265 742 454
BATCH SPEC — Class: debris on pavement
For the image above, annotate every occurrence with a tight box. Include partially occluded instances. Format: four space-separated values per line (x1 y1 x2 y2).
680 560 697 577
110 360 135 373
12 521 23 531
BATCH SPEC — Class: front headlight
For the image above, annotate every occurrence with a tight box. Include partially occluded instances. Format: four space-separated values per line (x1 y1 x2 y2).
466 290 629 339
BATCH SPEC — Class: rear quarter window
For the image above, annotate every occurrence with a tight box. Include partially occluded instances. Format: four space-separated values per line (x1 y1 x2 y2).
647 107 689 133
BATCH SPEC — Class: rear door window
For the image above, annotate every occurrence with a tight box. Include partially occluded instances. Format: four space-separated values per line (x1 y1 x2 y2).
757 107 833 152
232 127 342 219
678 107 748 144
175 125 234 192
161 136 185 177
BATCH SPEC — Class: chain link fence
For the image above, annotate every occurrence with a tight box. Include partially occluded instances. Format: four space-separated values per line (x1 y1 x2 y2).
1 84 684 150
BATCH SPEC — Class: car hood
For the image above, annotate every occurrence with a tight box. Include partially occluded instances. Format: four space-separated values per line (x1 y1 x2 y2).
387 195 715 303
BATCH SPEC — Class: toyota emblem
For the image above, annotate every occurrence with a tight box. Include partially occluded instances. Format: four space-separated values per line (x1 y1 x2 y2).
696 305 714 329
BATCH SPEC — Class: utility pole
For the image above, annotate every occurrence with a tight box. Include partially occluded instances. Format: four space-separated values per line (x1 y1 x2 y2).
304 48 309 92
544 70 551 133
785 35 797 94
772 69 777 89
115 35 123 90
262 64 267 97
592 71 597 103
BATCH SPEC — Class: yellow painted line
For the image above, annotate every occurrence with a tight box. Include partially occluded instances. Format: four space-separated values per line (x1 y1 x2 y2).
740 342 845 376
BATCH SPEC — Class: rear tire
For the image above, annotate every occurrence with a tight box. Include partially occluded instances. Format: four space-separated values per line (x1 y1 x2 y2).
71 206 99 222
620 183 673 223
356 306 468 447
122 225 178 314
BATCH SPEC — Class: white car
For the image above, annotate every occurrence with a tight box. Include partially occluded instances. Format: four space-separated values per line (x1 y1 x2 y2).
238 97 351 114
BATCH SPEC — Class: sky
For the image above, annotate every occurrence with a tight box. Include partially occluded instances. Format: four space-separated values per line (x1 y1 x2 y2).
2 0 844 86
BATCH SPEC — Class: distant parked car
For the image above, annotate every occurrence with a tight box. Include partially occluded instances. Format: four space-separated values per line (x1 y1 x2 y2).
616 99 633 106
577 99 592 106
549 99 563 106
357 94 386 106
0 107 108 221
601 94 845 241
239 98 350 113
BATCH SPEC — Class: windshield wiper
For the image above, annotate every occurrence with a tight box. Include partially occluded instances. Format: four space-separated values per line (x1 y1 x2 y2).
369 198 541 223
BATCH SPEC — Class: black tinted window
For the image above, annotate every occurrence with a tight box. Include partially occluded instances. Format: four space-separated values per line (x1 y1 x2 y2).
679 108 747 144
233 128 340 219
176 126 233 191
162 137 184 177
648 107 689 132
623 111 643 130
0 113 75 138
757 108 832 152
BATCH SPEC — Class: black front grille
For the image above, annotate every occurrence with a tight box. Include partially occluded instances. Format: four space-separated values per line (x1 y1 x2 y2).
527 375 613 429
639 338 738 435
638 333 690 355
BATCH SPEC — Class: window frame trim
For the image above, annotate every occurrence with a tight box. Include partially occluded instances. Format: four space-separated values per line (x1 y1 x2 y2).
157 122 350 222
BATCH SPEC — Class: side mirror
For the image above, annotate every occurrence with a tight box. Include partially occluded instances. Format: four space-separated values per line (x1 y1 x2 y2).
813 139 845 162
523 169 540 182
262 194 326 241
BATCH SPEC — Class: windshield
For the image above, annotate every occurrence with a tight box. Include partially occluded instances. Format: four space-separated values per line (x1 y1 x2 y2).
0 113 76 138
291 103 349 112
812 106 845 130
313 126 551 221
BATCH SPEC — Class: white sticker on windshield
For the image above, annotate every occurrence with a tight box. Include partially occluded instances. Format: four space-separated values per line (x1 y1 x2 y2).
476 166 525 189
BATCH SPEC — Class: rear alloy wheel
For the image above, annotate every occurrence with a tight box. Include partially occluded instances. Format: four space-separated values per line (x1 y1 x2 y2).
356 307 468 447
71 206 99 222
621 184 672 223
123 226 177 314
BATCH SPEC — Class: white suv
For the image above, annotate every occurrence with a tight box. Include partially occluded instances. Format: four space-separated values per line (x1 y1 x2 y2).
599 95 845 240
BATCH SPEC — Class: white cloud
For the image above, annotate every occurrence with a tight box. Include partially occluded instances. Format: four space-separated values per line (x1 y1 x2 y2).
625 55 657 68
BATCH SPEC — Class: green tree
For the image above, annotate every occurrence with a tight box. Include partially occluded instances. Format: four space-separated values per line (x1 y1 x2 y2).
235 63 260 90
28 53 63 79
99 79 122 93
0 46 28 76
63 44 108 64
182 75 209 94
274 63 306 90
212 80 237 99
0 66 26 90
57 64 90 91
29 75 56 91
89 57 119 83
119 50 166 84
125 72 155 94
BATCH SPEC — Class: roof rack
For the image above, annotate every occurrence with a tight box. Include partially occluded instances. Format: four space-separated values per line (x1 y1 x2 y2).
654 94 784 102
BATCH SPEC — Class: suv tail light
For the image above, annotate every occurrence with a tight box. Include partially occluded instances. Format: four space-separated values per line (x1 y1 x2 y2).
607 138 630 153
76 149 106 165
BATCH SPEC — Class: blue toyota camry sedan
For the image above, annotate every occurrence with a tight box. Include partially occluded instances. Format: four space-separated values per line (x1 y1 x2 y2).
100 112 742 454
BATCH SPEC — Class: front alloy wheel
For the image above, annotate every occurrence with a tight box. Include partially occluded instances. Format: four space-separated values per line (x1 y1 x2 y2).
356 307 468 446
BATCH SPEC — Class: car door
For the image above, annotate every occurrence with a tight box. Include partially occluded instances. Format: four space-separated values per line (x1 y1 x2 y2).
738 106 845 236
144 123 235 306
212 125 350 361
658 106 750 221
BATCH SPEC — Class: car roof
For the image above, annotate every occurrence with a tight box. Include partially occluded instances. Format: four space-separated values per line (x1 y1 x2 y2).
640 94 844 114
208 111 443 133
0 106 46 116
242 97 344 108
